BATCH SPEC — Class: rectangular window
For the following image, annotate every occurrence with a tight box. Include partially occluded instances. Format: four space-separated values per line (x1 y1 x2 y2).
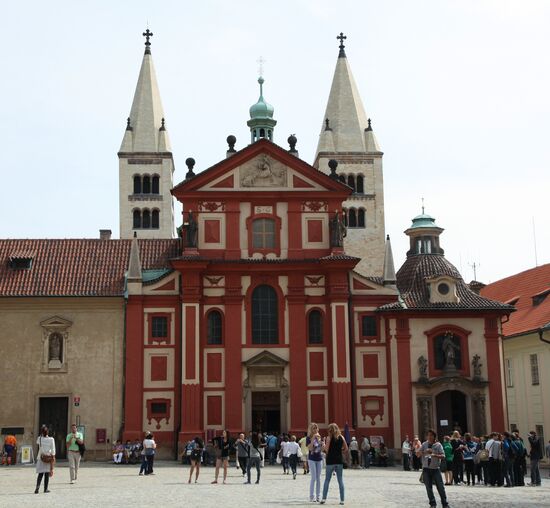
252 218 275 249
152 316 168 339
530 354 539 385
536 425 544 447
361 316 377 338
151 402 167 414
505 358 514 388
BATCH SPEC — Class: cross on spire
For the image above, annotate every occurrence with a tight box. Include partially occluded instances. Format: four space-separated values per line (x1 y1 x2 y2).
257 56 265 77
143 29 153 54
337 32 347 57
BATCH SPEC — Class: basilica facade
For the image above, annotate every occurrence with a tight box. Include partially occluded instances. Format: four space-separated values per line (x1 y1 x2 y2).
0 32 512 459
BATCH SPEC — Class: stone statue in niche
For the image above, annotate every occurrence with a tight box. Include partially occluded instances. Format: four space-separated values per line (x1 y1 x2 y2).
184 211 198 248
418 355 428 381
472 354 482 379
329 211 347 247
241 155 287 187
442 332 460 370
48 333 62 363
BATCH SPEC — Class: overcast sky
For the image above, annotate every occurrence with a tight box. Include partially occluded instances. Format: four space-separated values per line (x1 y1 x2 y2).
1 0 549 283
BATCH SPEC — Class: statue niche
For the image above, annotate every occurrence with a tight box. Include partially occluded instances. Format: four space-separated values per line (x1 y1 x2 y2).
434 332 462 372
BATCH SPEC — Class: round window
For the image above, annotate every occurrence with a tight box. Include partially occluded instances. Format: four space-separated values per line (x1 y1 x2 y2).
438 282 450 295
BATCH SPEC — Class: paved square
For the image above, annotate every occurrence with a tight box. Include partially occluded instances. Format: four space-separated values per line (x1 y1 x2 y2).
0 462 548 507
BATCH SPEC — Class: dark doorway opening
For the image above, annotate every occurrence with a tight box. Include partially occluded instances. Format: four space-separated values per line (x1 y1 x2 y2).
38 397 69 459
435 390 467 439
252 391 280 434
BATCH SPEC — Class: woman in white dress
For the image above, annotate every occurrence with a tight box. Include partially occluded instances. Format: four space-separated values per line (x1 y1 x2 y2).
35 425 56 494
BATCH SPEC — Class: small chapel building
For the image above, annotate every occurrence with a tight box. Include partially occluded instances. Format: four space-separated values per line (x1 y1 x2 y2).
0 31 512 459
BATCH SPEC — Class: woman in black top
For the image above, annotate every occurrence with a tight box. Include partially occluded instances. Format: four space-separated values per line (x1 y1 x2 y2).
321 423 348 505
212 430 231 484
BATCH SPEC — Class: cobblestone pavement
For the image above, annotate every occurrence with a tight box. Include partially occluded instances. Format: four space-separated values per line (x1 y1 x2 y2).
0 462 548 508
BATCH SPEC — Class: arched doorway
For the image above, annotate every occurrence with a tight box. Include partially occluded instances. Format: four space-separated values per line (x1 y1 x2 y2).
436 390 467 438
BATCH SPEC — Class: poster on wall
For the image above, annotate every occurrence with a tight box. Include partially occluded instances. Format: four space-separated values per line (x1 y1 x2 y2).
20 446 34 464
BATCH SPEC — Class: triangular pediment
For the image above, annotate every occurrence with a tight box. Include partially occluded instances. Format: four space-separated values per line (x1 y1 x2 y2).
40 315 73 330
350 272 397 296
243 350 288 368
172 139 350 197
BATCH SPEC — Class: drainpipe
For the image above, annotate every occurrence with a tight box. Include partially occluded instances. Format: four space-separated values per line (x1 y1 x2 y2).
538 323 550 345
348 292 357 430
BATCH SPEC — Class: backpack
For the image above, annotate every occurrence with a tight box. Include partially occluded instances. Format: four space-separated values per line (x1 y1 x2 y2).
361 439 371 452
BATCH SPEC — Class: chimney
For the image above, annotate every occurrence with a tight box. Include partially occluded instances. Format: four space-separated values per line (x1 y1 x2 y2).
99 229 112 241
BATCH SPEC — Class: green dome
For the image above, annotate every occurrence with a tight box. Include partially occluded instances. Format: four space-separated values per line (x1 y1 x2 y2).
408 213 441 230
249 77 274 119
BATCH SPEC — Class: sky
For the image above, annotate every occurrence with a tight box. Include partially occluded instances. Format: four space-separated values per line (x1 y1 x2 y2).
1 0 549 284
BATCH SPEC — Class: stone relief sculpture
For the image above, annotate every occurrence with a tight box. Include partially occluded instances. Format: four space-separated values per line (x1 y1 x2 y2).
472 354 482 379
241 155 287 187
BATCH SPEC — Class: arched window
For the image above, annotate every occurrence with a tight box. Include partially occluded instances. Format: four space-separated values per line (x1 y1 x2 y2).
338 174 346 184
348 208 357 227
142 175 151 194
152 209 160 229
356 175 364 194
308 310 323 344
142 209 151 229
252 218 276 249
358 208 365 228
252 285 278 344
152 175 160 194
133 209 141 229
268 130 272 140
207 310 223 345
347 175 356 192
133 175 142 194
259 128 265 138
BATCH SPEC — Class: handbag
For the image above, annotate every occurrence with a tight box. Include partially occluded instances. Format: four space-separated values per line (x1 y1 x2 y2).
78 441 86 456
39 437 54 463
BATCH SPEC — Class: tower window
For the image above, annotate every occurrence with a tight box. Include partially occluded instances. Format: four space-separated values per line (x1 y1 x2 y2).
251 285 278 344
338 174 346 184
416 237 432 254
348 209 357 228
268 130 272 140
133 210 141 229
530 354 539 385
152 209 160 229
356 175 364 194
358 208 365 228
142 175 151 194
152 175 160 194
207 310 223 345
308 310 323 344
259 128 265 138
347 175 356 192
252 218 276 249
142 209 151 229
133 175 142 194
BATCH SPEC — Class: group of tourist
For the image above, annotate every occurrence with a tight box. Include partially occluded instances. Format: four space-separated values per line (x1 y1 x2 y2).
402 429 547 492
112 439 143 464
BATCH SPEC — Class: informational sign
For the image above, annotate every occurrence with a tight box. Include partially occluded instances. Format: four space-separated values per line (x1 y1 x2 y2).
20 446 33 464
440 419 449 426
73 396 80 407
96 428 106 444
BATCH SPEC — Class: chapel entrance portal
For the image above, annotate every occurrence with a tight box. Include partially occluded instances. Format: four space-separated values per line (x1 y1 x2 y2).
38 396 69 459
252 391 281 434
435 390 467 438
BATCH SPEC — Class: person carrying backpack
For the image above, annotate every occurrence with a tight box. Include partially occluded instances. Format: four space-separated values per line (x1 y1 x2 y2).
361 436 370 469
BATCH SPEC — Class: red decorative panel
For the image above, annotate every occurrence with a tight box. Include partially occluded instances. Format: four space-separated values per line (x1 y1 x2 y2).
293 175 314 188
309 351 325 381
310 393 325 423
307 220 323 243
154 279 175 291
185 307 197 380
151 356 168 381
335 306 348 378
204 220 221 243
362 353 379 379
211 175 234 188
206 395 222 426
146 398 171 429
206 353 222 383
353 278 375 290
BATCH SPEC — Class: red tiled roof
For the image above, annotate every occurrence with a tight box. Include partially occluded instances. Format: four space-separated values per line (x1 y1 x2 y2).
480 263 550 337
0 239 180 297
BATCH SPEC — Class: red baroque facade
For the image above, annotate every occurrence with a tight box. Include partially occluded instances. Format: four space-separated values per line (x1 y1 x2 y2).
122 139 512 455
